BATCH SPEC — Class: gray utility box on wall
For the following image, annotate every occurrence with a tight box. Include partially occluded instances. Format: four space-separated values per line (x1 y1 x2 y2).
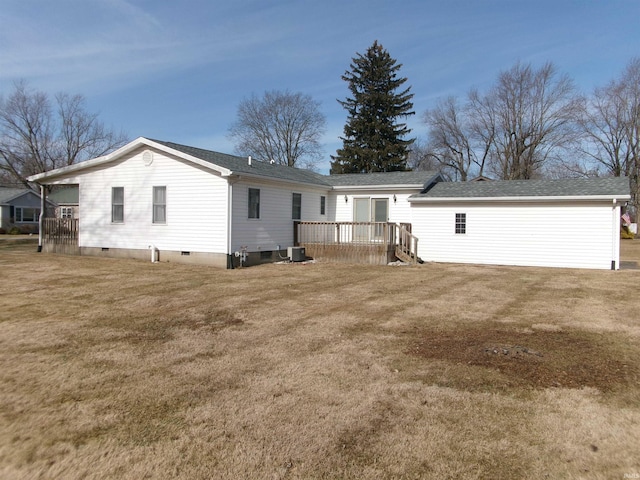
287 246 305 262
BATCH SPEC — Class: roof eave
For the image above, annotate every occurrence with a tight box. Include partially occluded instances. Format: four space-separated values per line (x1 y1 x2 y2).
408 194 632 203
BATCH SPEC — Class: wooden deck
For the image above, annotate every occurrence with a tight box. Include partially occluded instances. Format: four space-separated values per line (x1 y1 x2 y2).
295 221 419 265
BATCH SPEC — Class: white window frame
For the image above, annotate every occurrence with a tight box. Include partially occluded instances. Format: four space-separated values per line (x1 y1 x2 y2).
320 196 326 216
60 207 74 219
455 213 466 234
15 207 40 223
153 186 167 224
292 193 302 220
112 187 124 223
248 188 260 219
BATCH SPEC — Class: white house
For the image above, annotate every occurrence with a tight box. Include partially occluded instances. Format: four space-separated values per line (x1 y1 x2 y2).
27 137 630 270
27 137 440 267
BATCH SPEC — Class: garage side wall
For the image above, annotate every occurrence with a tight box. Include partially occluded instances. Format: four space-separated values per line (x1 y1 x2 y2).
410 201 618 270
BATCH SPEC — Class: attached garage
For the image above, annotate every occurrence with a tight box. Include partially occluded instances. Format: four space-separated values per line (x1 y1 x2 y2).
409 177 631 270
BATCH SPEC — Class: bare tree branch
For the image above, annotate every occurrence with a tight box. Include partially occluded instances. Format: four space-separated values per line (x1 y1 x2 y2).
0 80 128 189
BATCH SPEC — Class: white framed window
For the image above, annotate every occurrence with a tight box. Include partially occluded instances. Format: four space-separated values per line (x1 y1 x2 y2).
248 188 260 219
153 186 167 224
15 207 40 223
112 187 124 223
292 193 301 220
455 213 466 234
320 196 326 215
60 207 74 219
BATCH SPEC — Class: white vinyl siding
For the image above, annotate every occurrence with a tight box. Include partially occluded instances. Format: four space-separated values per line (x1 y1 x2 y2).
411 201 619 270
50 148 229 254
232 181 328 252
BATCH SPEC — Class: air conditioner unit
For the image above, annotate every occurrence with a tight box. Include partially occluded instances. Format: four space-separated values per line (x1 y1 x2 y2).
287 246 305 262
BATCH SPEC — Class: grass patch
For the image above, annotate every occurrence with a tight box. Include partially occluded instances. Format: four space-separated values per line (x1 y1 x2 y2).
1 242 640 479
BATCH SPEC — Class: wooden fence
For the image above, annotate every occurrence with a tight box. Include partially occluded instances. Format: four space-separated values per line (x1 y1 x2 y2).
43 218 79 246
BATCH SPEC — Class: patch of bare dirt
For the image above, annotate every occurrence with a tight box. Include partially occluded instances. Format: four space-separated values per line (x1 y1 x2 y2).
409 324 638 392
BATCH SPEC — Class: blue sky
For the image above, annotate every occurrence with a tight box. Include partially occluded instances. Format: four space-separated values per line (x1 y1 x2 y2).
2 0 639 173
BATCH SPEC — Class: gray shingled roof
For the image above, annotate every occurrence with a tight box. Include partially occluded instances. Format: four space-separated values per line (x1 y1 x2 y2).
0 187 31 204
153 140 440 188
325 170 441 187
411 177 630 199
152 140 332 187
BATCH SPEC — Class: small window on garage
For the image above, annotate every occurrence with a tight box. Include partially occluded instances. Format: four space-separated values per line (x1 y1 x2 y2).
455 213 466 234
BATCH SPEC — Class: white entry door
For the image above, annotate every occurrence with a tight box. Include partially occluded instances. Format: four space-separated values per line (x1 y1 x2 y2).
371 198 389 240
353 197 370 241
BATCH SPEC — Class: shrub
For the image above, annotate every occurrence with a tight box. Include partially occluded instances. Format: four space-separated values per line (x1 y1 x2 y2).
621 226 635 239
8 227 21 235
19 224 37 234
0 228 5 234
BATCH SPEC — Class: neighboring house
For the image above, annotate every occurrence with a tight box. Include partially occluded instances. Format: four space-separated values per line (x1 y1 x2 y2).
0 186 54 233
27 137 630 270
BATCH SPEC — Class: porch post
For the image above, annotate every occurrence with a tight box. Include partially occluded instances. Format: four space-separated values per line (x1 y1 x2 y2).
38 184 45 252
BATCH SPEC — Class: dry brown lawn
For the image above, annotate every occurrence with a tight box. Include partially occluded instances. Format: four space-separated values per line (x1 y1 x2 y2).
1 239 640 479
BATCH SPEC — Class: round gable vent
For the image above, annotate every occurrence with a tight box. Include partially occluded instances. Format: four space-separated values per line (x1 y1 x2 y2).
143 150 153 166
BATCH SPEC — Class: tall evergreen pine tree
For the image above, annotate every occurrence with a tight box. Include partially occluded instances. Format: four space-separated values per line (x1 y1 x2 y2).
331 41 415 174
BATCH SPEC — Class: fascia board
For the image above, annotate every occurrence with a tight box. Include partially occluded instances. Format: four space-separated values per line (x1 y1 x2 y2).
408 194 632 203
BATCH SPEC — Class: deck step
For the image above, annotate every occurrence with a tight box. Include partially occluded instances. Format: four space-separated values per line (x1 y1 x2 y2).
395 247 420 264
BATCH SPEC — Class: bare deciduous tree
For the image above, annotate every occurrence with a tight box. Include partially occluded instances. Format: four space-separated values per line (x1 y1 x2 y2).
480 62 581 179
406 138 440 173
228 90 326 169
423 96 490 181
423 62 579 181
576 58 640 210
0 80 128 188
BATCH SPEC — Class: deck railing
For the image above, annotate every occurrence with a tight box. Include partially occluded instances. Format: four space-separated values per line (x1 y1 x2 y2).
295 221 419 264
43 218 79 245
295 221 396 246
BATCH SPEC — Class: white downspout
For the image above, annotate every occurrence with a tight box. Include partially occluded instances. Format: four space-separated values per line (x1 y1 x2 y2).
38 184 45 252
228 181 233 262
613 199 621 270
